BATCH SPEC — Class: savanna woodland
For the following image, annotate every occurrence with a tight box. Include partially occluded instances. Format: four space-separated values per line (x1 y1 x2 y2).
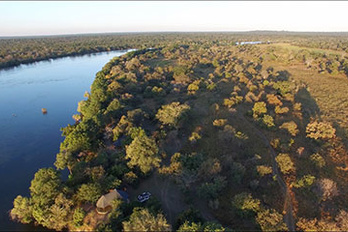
6 32 348 231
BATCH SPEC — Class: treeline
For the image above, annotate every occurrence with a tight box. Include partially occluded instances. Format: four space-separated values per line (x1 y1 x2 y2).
3 31 348 70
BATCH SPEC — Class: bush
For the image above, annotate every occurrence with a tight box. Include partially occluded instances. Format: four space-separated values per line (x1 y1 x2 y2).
306 121 336 140
310 153 326 168
293 175 316 188
275 105 289 114
279 121 299 136
262 114 275 128
256 165 273 177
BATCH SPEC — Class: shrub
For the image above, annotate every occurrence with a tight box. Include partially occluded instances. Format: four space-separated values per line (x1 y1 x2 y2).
306 121 336 140
310 153 326 168
293 175 316 188
275 105 289 114
279 121 299 136
262 114 275 128
213 119 228 127
266 94 282 106
257 165 273 177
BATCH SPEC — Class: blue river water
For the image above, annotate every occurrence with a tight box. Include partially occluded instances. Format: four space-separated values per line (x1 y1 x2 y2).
0 50 131 231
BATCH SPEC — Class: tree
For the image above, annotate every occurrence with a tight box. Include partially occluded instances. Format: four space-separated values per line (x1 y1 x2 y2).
306 121 336 140
232 192 261 217
29 168 61 207
266 94 282 106
76 183 102 203
252 102 267 118
73 208 86 227
174 207 204 230
293 175 316 188
48 193 73 230
279 121 299 136
178 221 225 232
310 153 326 168
275 153 295 174
256 165 273 177
156 102 190 128
198 176 227 200
125 134 160 174
314 178 339 201
10 195 32 224
256 209 288 231
122 208 171 231
262 114 275 128
54 151 75 174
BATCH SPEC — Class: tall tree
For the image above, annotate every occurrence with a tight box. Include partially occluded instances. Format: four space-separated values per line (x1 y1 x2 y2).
126 133 160 174
123 208 171 231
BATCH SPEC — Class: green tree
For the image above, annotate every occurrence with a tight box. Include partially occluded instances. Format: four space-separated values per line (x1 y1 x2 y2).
293 175 316 188
125 134 160 174
177 221 201 231
29 168 61 207
54 151 75 174
262 114 275 128
279 121 299 136
306 121 336 140
178 221 226 232
256 209 288 231
252 102 267 118
275 153 295 174
48 193 73 230
73 208 86 227
10 196 33 224
122 208 171 231
156 102 190 128
310 153 326 168
232 192 261 217
76 183 101 203
198 176 227 200
256 165 273 177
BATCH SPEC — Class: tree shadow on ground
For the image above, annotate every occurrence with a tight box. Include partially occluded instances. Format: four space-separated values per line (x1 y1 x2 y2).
295 87 320 124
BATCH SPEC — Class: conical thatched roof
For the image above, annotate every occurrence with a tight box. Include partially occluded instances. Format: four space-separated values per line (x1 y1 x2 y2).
96 189 122 209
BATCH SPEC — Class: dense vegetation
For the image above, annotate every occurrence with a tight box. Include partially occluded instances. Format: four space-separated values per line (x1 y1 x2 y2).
8 32 348 231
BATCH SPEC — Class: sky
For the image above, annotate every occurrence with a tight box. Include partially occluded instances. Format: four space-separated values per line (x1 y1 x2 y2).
1 1 348 36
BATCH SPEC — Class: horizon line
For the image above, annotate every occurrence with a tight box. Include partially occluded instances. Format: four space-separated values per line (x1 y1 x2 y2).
2 30 348 39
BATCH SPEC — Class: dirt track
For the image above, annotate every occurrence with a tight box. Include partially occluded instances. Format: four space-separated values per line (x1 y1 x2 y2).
237 112 296 231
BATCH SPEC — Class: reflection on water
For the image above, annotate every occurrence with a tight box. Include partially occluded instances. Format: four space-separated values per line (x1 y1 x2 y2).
0 49 130 230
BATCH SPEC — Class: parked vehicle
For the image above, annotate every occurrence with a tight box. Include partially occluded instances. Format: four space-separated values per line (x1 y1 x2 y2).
137 191 151 203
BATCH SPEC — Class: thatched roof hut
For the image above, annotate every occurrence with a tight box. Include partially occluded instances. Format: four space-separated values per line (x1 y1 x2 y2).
96 189 129 214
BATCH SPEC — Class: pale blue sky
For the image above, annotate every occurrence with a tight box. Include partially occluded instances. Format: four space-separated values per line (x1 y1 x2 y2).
1 1 347 36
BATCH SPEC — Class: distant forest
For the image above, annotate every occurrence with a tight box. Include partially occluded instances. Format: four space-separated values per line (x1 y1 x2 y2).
2 31 348 69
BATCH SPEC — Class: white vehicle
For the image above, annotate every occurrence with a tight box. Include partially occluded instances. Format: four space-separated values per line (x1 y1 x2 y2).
137 191 151 203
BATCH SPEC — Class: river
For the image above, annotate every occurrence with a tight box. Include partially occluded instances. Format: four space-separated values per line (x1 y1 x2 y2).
0 49 131 231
